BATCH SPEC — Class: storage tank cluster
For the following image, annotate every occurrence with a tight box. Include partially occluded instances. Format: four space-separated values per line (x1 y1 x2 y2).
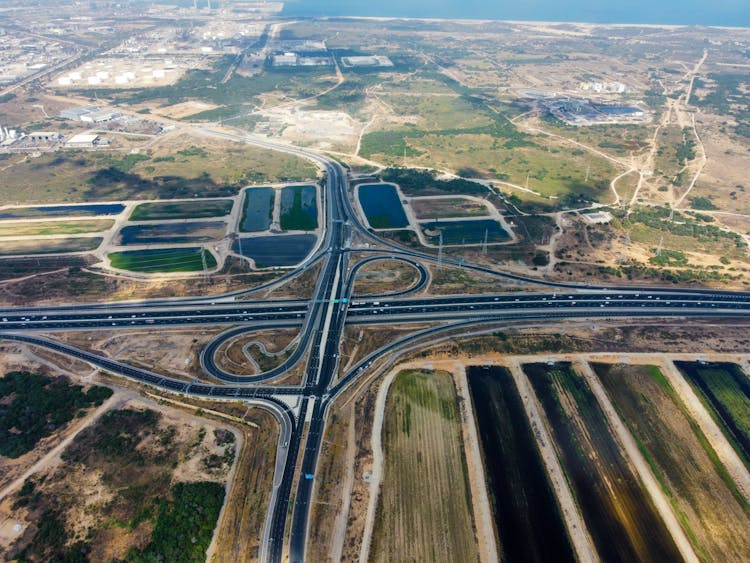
57 63 172 87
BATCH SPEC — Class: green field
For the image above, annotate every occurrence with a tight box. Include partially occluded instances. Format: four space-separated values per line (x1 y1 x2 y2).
0 237 102 256
371 370 479 562
108 248 217 273
0 220 114 237
129 199 234 221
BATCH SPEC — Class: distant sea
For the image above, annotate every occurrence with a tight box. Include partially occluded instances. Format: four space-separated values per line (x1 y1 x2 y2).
282 0 750 28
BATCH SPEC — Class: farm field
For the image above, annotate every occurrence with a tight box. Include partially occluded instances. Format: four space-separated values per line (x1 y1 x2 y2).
116 221 227 245
0 220 114 237
675 361 750 467
0 237 102 256
524 362 681 562
410 197 490 220
370 370 479 563
129 199 234 221
357 183 409 229
240 187 275 232
593 362 750 561
108 247 217 273
467 366 575 562
280 185 317 231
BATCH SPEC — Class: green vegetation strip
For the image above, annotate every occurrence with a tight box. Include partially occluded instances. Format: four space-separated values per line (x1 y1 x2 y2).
129 199 234 221
0 220 114 237
0 371 112 458
108 248 217 273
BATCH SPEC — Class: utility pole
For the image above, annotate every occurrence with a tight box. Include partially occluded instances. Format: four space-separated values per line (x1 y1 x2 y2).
620 230 630 264
437 231 443 270
585 165 590 183
657 235 663 257
525 171 530 190
201 248 209 281
482 228 488 255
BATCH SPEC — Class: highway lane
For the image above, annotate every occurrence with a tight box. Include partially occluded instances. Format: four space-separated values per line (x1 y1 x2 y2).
3 292 750 332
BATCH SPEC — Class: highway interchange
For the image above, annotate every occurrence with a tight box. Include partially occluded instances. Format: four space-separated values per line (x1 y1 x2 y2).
3 134 750 562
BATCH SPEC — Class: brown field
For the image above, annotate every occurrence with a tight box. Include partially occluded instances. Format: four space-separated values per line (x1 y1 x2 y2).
0 220 114 238
594 363 750 561
410 197 492 220
215 329 299 377
370 369 479 563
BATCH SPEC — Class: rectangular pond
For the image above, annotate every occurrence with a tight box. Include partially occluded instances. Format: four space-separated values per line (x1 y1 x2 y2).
129 199 234 221
280 185 317 231
357 183 409 229
0 204 125 220
233 234 316 267
420 219 509 245
240 187 275 232
117 221 227 245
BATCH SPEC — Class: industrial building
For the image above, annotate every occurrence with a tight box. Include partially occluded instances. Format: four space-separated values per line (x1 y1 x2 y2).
66 133 100 148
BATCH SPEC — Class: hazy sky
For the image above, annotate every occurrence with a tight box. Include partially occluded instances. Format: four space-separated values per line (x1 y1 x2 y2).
283 0 750 27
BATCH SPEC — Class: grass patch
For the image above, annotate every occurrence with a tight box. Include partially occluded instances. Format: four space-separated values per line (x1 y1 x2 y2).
108 248 217 273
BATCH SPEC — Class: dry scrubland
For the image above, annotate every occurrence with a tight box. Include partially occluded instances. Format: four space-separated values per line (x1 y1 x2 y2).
0 134 317 205
370 370 479 563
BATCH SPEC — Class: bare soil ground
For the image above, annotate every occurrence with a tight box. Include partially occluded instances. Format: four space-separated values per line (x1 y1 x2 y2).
369 369 480 563
352 258 422 296
53 327 227 381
